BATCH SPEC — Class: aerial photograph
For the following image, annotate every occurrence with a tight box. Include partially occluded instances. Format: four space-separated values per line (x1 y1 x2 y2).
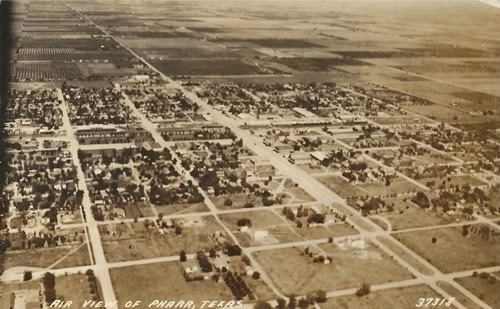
0 0 499 308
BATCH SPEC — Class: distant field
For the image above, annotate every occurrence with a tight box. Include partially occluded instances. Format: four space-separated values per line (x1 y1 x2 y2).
150 59 265 76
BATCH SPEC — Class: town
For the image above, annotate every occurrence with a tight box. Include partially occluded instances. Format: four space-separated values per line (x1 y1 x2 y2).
1 0 499 309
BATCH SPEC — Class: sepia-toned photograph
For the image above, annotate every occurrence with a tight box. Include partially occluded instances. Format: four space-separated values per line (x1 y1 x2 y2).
0 0 499 308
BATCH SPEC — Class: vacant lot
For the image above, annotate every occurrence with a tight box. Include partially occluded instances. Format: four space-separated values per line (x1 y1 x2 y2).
377 236 433 276
219 209 301 246
56 274 96 307
111 262 233 308
316 175 366 199
371 198 455 231
322 284 441 309
3 243 91 270
0 280 40 309
358 177 420 197
100 217 224 262
393 225 500 273
436 281 482 309
254 243 412 295
455 275 500 309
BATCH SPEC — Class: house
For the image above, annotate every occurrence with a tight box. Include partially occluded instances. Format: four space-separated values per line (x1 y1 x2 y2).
310 151 327 162
252 230 269 241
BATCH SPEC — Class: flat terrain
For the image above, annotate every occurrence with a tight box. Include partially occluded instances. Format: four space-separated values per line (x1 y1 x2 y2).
455 275 500 309
321 284 442 309
100 217 224 262
110 262 233 308
3 244 91 270
254 244 412 295
393 225 500 273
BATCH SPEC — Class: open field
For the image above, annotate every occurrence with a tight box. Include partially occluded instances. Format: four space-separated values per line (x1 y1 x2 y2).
254 243 412 295
110 262 233 308
99 216 225 262
56 274 98 307
3 244 91 270
0 280 41 309
377 236 433 276
436 281 482 309
370 198 457 231
393 225 500 273
218 209 301 246
455 275 500 309
316 175 367 199
358 177 420 197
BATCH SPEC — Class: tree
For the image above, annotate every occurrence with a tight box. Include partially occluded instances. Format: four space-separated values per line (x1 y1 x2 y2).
209 248 217 258
287 295 297 309
412 191 431 209
297 298 309 309
244 202 254 208
23 271 32 281
355 282 370 297
277 298 287 309
180 250 187 262
226 244 242 256
254 301 272 309
237 218 251 227
224 198 233 207
175 226 183 235
252 271 260 280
